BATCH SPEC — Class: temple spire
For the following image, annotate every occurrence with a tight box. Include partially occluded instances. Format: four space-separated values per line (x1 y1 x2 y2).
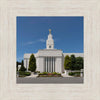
46 29 54 49
49 29 51 34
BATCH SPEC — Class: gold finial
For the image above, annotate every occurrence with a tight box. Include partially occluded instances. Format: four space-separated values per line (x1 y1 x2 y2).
49 29 51 34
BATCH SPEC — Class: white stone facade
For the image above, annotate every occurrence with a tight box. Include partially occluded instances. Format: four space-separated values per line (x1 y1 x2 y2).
24 29 83 73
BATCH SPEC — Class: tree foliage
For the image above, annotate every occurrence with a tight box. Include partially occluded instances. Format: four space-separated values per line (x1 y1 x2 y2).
75 57 83 70
64 55 84 70
70 55 76 70
19 60 26 71
64 55 71 70
28 54 36 72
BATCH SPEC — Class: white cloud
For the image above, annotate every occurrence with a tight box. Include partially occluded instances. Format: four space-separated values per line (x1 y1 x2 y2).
39 39 45 42
26 41 34 45
24 41 36 45
24 38 45 46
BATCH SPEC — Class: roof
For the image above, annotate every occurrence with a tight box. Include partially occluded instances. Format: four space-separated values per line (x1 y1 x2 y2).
24 53 37 58
38 49 62 51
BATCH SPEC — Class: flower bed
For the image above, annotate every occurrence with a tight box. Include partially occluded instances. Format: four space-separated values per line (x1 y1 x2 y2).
38 72 62 77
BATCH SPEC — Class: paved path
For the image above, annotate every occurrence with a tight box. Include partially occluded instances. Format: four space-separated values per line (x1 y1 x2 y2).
17 77 83 84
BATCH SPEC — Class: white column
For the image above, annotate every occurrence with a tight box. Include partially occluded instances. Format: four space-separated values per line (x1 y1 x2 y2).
50 57 52 72
45 57 46 72
47 57 48 72
24 59 26 69
52 57 53 72
28 59 29 71
26 59 27 71
48 57 49 72
51 57 52 72
52 57 54 72
53 57 55 72
49 57 50 72
50 57 51 72
46 57 47 72
44 57 45 72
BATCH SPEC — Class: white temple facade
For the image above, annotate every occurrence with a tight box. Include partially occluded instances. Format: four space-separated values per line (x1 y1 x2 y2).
24 29 83 73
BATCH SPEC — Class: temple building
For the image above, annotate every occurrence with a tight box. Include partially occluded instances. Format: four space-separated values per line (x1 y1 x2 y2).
24 29 83 73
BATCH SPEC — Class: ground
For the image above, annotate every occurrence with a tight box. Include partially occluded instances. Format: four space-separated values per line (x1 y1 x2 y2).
17 77 83 84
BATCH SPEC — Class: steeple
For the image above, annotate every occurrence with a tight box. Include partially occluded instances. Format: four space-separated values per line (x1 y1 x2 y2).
46 29 54 49
49 29 51 34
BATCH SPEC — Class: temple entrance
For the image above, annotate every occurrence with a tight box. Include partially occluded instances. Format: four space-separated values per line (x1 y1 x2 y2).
44 57 55 72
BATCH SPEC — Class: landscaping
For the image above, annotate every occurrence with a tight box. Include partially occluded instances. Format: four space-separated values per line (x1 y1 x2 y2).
17 55 36 77
38 72 62 77
18 71 31 77
68 72 81 77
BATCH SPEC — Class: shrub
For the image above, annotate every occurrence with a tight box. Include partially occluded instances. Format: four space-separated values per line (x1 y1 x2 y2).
57 73 61 75
68 72 80 77
19 60 26 72
68 72 75 76
42 72 48 75
52 72 58 75
19 71 24 75
36 71 40 73
24 72 31 76
19 75 26 77
19 71 31 76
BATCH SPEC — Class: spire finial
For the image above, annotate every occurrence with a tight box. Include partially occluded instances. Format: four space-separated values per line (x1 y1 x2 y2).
49 29 51 34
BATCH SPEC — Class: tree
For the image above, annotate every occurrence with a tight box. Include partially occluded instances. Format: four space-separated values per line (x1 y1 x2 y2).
70 54 76 70
16 61 18 71
75 57 83 70
16 61 21 71
28 54 36 72
19 60 26 71
64 55 71 70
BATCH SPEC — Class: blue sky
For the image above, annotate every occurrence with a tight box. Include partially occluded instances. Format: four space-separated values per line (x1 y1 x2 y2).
17 17 83 62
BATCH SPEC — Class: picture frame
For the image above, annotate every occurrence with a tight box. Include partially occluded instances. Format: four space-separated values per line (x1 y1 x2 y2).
0 0 100 100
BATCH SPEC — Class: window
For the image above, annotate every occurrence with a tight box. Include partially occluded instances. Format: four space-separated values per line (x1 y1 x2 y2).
49 45 51 48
